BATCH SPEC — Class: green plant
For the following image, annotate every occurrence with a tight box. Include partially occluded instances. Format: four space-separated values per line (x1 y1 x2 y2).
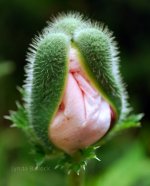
6 13 143 186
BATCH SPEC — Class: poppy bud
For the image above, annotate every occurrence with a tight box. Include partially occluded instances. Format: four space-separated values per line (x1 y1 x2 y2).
24 13 129 154
8 13 142 163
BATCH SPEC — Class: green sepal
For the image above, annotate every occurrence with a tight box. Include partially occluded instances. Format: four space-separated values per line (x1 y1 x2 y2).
74 28 128 121
28 33 69 152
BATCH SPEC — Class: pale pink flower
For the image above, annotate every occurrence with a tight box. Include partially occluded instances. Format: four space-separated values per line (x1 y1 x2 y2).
49 48 112 154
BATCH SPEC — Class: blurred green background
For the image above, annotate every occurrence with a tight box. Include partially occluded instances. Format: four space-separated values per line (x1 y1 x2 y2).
0 0 150 186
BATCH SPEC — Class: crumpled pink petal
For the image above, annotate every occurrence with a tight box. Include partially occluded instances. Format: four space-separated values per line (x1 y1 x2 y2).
49 48 111 154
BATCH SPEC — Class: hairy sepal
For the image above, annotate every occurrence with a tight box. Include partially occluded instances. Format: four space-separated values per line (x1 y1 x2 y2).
27 33 69 151
74 28 128 121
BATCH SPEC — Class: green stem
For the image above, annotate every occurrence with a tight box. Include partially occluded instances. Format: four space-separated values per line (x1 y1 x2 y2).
68 169 85 186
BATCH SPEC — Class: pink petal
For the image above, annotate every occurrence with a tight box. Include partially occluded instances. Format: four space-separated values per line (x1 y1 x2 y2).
50 73 85 153
49 48 112 154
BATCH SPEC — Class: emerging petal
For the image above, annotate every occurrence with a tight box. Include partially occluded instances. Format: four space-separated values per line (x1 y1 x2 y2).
49 48 112 154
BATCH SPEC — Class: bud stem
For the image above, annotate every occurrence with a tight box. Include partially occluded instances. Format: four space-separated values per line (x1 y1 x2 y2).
68 169 85 186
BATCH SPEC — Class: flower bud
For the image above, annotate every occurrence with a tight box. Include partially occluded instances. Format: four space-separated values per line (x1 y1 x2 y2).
23 13 130 155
